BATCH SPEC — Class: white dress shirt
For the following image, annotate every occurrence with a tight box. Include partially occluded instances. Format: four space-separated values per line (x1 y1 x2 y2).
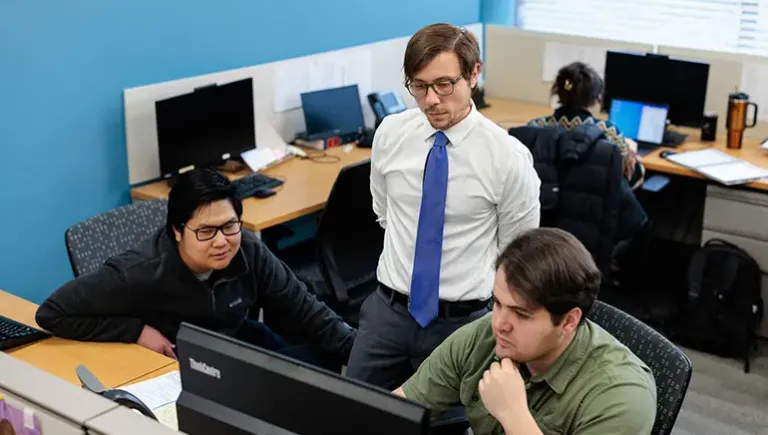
371 105 541 302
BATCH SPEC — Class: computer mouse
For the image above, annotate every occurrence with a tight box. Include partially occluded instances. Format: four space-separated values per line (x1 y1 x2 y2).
252 188 276 199
659 150 677 159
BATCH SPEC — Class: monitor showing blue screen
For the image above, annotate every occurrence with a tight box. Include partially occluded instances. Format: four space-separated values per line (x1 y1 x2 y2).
609 99 668 145
301 85 365 136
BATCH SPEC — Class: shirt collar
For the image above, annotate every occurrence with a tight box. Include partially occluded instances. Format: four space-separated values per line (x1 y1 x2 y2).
531 322 591 395
553 105 593 121
419 102 481 147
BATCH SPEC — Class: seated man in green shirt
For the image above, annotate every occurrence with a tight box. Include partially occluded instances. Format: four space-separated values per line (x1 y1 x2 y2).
394 228 657 435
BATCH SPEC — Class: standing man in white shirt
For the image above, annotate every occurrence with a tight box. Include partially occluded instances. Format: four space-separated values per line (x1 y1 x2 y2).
346 23 541 390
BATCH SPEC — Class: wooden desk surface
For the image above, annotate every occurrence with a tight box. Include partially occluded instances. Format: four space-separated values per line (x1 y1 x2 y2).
131 146 372 231
481 97 768 192
0 288 41 329
9 338 176 389
1 289 175 389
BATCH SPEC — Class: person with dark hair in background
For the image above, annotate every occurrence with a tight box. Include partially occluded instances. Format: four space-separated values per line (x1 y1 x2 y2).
36 168 355 369
394 228 656 435
347 22 541 391
529 62 645 189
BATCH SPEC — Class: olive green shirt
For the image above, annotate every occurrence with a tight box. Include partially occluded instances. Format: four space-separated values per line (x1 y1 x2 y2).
402 314 656 435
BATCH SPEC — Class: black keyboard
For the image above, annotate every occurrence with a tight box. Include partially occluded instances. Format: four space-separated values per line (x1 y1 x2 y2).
663 130 688 147
0 315 50 351
232 173 284 199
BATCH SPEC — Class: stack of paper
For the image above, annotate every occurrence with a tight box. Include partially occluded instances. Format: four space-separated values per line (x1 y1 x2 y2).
665 149 768 186
152 403 178 431
121 371 181 430
241 148 285 172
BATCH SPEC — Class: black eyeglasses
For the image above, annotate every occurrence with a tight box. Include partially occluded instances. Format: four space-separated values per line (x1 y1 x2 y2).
406 75 463 98
184 220 243 242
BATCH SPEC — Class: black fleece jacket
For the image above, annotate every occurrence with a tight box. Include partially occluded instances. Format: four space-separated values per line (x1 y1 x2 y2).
35 229 356 360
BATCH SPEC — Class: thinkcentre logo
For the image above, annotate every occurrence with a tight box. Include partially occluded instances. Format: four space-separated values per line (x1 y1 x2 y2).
189 358 221 379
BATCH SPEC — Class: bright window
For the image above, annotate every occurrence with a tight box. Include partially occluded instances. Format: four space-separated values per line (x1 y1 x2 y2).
516 0 768 57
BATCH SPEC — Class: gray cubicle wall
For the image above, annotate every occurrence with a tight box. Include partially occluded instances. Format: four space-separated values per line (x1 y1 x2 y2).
0 353 182 435
484 25 653 108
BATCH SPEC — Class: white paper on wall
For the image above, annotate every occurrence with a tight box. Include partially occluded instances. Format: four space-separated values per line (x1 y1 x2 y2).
273 49 372 113
343 49 373 104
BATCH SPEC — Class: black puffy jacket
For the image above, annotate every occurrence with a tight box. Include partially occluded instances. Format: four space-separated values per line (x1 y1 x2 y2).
509 124 647 275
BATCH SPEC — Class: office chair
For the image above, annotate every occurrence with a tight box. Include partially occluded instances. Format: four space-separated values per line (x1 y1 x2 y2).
588 301 692 435
65 200 168 277
314 159 383 327
262 160 382 347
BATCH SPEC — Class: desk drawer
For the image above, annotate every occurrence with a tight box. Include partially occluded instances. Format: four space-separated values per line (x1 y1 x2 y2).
704 185 768 241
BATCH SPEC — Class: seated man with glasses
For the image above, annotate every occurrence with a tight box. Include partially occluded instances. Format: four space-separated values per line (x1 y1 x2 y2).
36 168 356 370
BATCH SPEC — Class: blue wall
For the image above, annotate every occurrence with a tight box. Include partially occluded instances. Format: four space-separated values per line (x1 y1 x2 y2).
0 1 480 303
482 0 516 26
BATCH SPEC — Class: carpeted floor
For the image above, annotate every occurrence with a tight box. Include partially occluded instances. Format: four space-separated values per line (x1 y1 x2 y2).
672 343 768 435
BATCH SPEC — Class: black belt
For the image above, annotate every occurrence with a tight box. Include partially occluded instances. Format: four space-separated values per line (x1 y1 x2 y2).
379 284 490 319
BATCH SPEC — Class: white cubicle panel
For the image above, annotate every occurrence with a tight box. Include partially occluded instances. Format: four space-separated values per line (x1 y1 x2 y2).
484 25 652 107
0 353 181 435
123 23 484 185
0 352 117 435
0 389 87 435
85 406 184 435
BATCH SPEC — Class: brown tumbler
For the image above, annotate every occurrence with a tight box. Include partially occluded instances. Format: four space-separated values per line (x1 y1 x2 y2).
726 92 758 149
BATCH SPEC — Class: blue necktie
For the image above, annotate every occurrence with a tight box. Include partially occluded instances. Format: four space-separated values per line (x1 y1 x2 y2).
409 131 449 328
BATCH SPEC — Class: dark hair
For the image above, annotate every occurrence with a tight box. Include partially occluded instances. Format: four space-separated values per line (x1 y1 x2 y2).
551 62 604 110
495 228 601 325
166 168 243 239
403 23 481 86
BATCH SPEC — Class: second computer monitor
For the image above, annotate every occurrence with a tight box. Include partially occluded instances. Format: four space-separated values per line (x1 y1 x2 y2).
175 323 430 435
155 77 256 177
301 85 365 138
603 51 709 128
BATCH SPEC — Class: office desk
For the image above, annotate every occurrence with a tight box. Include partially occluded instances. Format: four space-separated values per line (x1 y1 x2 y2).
131 146 372 231
1 289 176 389
480 97 768 191
0 288 40 328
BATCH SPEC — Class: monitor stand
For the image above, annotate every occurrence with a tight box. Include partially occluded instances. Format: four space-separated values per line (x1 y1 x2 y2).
216 159 246 173
164 159 246 188
166 175 179 189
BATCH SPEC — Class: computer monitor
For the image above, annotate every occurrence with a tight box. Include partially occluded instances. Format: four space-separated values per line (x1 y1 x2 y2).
301 85 365 138
609 99 668 147
603 51 709 128
175 323 430 435
155 77 256 177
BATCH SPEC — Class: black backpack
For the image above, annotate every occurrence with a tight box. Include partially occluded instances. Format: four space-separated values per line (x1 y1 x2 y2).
670 239 763 372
